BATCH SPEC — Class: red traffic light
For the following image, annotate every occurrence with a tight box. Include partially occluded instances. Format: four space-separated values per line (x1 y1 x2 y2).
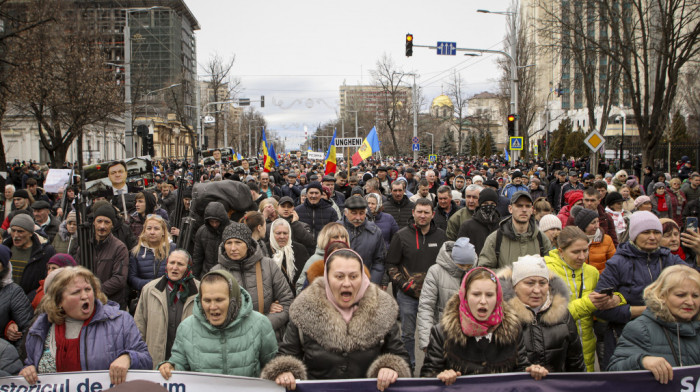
507 114 516 122
406 34 413 42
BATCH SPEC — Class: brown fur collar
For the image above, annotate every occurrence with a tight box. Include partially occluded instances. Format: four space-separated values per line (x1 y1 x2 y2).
290 278 398 352
498 267 571 326
440 292 521 347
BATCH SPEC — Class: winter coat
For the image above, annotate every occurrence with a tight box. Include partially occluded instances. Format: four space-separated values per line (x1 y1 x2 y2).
529 185 547 201
420 293 530 377
564 204 619 247
0 268 33 350
212 244 294 332
608 307 700 371
294 199 338 238
192 202 230 278
73 234 129 308
416 241 465 350
128 243 177 291
382 195 415 229
478 216 551 270
545 248 604 372
340 217 386 284
267 241 309 294
650 191 679 221
295 247 324 294
25 300 152 371
260 279 411 381
548 179 566 211
499 268 586 372
446 207 474 241
594 242 698 367
39 215 60 243
501 183 529 201
0 339 21 376
164 288 278 377
281 183 302 204
560 182 585 208
2 234 55 295
681 182 700 202
134 277 199 367
368 210 399 250
456 210 500 255
386 221 448 299
433 201 462 232
51 219 76 255
587 232 616 273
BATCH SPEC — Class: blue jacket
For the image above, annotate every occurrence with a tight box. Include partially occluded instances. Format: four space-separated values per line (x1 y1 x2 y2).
369 211 399 250
295 199 338 238
340 217 386 284
128 243 177 291
25 300 152 371
500 183 529 201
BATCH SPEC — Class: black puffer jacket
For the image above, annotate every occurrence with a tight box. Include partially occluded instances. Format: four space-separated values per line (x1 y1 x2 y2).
294 199 338 238
192 202 230 278
421 293 530 376
382 195 415 229
261 279 411 381
499 268 586 373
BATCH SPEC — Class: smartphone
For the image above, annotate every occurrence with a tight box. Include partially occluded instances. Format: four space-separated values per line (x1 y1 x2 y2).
599 288 614 296
686 217 698 233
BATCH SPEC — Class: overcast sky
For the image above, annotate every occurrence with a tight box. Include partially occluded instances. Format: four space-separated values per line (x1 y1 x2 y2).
187 0 513 149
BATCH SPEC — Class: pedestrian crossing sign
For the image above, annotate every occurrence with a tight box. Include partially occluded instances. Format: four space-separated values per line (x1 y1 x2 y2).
509 137 523 151
429 154 437 162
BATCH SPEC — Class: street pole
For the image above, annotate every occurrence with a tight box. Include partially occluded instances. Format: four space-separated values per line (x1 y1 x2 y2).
619 109 626 170
426 132 434 155
412 74 418 162
124 12 133 158
511 10 518 168
223 105 227 148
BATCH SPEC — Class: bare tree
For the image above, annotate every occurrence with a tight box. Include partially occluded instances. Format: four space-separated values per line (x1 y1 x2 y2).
201 54 239 148
7 0 122 167
446 70 469 154
370 54 408 156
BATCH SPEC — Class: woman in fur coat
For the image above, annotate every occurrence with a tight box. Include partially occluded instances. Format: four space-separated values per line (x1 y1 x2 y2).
499 256 586 372
261 249 410 391
421 267 549 385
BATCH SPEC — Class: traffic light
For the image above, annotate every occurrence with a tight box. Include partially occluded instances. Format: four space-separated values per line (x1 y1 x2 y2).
405 33 413 57
145 134 154 157
507 114 516 136
136 125 148 138
261 95 265 108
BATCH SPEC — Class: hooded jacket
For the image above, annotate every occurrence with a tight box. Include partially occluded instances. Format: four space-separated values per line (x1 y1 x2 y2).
192 202 230 278
51 219 76 255
587 231 616 273
478 216 551 270
3 234 55 295
608 304 700 371
260 279 411 381
340 217 386 284
25 300 152 371
129 191 158 237
212 244 294 332
420 293 530 376
294 198 338 238
416 241 465 350
382 195 415 229
499 268 586 372
164 288 277 376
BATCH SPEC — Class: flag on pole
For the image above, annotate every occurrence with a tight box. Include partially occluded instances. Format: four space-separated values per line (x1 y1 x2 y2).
504 147 510 162
352 126 380 166
324 129 337 175
262 128 278 172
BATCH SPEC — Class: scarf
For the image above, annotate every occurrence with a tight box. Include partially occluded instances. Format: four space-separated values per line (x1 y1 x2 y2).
672 246 687 261
323 249 371 323
458 267 504 337
474 204 500 224
656 194 668 211
55 312 94 372
166 267 194 305
587 228 603 244
269 219 296 281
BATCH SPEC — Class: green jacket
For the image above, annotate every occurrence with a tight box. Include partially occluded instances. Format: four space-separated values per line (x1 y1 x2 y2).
446 207 473 241
165 287 278 377
478 216 551 269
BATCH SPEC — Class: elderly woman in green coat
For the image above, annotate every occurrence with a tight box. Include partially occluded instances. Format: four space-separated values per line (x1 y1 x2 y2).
158 269 278 378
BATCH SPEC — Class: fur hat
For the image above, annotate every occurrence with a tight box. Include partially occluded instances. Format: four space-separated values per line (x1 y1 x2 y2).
538 214 562 233
512 255 549 286
574 208 599 231
10 214 34 233
629 211 662 243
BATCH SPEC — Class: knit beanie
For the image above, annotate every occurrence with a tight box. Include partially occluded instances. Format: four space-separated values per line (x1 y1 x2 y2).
0 245 10 270
634 195 651 209
538 214 562 233
221 222 254 251
92 204 117 226
47 253 77 268
10 214 35 233
628 211 663 243
478 188 499 205
452 238 477 266
512 255 549 286
12 190 29 200
306 181 323 194
605 191 624 206
574 208 599 231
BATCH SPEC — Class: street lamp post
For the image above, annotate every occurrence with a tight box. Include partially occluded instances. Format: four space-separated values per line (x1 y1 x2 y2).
618 109 626 170
347 110 359 137
425 132 434 155
393 72 419 161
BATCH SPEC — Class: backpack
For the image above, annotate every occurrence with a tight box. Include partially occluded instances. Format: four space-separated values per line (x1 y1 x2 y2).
494 229 546 265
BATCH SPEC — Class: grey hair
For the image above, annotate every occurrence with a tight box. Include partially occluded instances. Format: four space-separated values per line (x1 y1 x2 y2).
365 192 383 209
5 184 15 193
466 184 484 192
170 249 192 264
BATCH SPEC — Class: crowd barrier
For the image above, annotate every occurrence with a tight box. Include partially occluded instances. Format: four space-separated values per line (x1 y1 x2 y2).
1 365 699 392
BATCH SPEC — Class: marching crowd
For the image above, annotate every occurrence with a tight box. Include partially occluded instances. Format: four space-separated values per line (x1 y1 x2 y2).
0 153 698 389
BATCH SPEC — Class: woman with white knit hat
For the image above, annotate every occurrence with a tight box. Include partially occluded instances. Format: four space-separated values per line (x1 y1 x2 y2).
538 214 562 248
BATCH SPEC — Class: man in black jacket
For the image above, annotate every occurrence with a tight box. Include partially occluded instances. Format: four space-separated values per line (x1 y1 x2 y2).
456 188 500 255
295 182 338 238
547 170 567 212
383 181 415 229
386 198 447 368
4 214 55 294
433 185 461 231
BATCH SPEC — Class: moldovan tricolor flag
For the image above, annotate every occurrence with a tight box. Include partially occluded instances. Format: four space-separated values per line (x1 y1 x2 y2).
324 129 337 175
352 126 380 166
262 128 278 172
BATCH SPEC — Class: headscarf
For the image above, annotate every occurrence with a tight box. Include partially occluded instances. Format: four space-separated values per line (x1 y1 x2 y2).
458 266 504 337
199 270 241 329
269 218 295 280
323 249 370 323
365 193 383 216
166 252 195 306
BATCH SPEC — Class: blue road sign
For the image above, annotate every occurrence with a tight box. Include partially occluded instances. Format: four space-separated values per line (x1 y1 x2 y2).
437 42 457 55
509 136 524 151
412 143 420 151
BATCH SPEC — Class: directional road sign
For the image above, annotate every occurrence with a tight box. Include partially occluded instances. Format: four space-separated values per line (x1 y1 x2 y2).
584 130 605 152
412 143 420 151
509 137 524 151
437 42 457 55
334 138 363 147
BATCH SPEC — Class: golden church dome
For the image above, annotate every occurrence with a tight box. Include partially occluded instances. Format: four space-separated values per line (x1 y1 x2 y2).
431 94 454 107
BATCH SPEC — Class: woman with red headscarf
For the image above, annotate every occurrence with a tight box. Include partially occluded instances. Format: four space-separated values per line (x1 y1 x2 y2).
421 266 548 385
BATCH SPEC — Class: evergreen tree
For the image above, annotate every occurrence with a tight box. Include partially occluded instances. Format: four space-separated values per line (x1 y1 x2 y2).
470 134 478 156
439 131 456 155
670 111 690 144
479 132 494 157
550 118 572 159
564 127 589 158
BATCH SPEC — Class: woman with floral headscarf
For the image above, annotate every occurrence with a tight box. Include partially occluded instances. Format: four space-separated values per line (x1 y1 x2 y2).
134 249 199 367
421 266 548 385
269 218 309 294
